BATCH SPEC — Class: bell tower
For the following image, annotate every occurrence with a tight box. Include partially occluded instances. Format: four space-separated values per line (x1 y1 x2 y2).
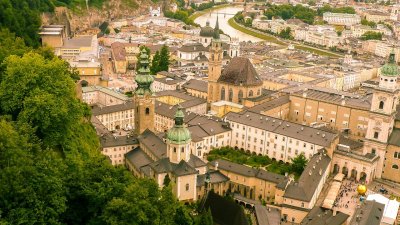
134 49 155 135
166 105 192 163
364 50 399 178
207 16 223 103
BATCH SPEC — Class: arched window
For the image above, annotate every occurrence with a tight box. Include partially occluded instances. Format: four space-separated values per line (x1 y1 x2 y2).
185 183 190 191
249 90 253 97
229 88 233 102
221 87 225 100
392 164 399 169
379 101 384 110
146 107 150 115
238 90 243 104
257 89 261 95
173 147 176 153
181 147 184 153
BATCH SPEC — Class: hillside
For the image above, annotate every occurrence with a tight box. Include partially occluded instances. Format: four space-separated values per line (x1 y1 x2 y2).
44 0 163 34
0 0 163 47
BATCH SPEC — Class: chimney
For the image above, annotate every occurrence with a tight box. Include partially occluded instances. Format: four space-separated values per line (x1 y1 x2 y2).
215 161 219 170
333 210 337 216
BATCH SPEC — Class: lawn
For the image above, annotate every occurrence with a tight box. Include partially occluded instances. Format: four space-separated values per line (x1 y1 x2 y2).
228 18 286 45
207 146 306 179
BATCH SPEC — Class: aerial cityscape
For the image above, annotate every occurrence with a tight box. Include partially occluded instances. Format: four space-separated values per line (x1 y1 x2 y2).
0 0 400 224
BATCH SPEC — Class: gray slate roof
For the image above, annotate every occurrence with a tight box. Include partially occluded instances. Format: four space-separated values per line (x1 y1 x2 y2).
218 57 263 86
138 129 167 159
92 101 134 116
196 170 229 187
100 134 138 148
183 79 208 93
283 150 331 202
349 200 384 225
125 147 153 172
226 111 337 147
388 128 400 147
300 206 349 225
248 95 290 113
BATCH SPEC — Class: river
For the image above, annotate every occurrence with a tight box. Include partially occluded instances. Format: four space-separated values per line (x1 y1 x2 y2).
194 6 262 42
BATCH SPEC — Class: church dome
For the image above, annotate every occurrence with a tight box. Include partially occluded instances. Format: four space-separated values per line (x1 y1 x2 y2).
381 50 399 77
200 22 214 37
166 105 191 143
167 126 191 143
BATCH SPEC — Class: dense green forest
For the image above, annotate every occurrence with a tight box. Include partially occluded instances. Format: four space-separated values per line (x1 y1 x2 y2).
0 27 209 224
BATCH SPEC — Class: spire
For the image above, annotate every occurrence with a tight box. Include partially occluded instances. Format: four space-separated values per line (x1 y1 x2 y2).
174 105 185 126
166 105 191 143
134 48 154 96
213 15 220 40
389 48 395 64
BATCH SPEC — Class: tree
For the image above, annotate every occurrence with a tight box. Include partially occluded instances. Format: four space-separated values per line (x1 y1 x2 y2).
361 31 383 40
361 19 377 28
151 50 161 74
163 173 171 187
159 45 170 72
175 205 194 225
195 208 213 225
291 153 308 176
279 27 293 39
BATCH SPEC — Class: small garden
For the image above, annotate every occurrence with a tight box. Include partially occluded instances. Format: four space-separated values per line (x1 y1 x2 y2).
207 146 308 179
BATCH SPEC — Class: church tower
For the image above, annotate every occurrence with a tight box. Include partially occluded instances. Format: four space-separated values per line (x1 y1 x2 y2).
364 50 399 178
134 49 155 135
166 105 192 163
207 17 223 103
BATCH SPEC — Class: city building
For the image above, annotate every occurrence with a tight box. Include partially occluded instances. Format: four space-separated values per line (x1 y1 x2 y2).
82 86 129 106
323 12 361 26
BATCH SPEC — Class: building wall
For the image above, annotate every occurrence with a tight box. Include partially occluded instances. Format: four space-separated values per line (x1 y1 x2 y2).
96 109 135 131
261 102 290 120
288 95 370 138
186 88 208 99
82 90 127 106
102 144 136 165
382 144 400 183
332 153 377 183
228 120 335 162
176 174 197 201
281 207 309 223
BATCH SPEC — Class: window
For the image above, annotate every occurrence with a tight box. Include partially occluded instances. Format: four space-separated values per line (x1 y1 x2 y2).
394 152 400 159
392 164 399 169
186 183 190 191
229 89 233 102
249 90 253 97
379 101 384 110
372 148 376 155
374 132 379 139
238 90 243 104
181 147 184 153
221 87 225 100
174 147 176 153
145 107 150 115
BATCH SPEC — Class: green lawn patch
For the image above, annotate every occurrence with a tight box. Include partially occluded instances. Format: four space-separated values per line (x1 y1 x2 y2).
228 18 286 45
207 146 307 179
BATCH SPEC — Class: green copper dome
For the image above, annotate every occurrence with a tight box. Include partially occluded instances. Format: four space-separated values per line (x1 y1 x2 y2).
381 50 399 77
200 21 214 37
166 105 191 144
135 48 153 96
